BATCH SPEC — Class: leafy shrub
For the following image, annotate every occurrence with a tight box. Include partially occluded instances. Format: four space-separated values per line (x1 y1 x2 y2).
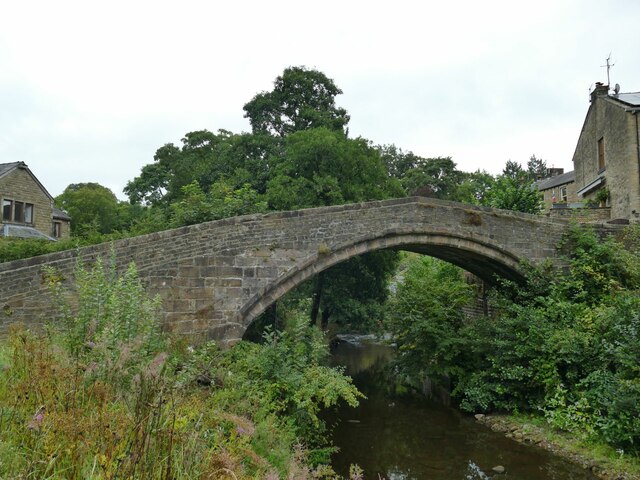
0 237 77 263
386 225 640 453
384 255 473 390
212 312 363 461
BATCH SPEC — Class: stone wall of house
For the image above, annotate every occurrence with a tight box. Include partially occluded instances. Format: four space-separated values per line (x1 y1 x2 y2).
53 217 72 240
573 92 640 220
540 181 578 211
0 168 54 237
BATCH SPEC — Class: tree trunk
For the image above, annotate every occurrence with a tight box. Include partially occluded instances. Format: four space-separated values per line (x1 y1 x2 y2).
320 307 331 332
310 273 324 326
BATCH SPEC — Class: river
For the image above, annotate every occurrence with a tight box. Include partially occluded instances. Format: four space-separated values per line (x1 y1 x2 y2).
326 335 599 480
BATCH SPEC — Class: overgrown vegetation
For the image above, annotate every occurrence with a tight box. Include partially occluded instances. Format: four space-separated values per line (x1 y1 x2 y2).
385 224 640 455
0 258 363 479
0 234 127 263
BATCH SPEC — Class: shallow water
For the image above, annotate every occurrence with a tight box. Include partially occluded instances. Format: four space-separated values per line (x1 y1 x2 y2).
326 336 598 480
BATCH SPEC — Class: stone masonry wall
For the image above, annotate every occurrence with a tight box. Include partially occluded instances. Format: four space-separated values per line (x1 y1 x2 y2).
0 197 581 345
548 206 611 222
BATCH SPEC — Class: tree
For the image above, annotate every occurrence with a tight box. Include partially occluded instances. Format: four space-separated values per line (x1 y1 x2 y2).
124 130 279 206
55 183 124 236
384 256 473 384
266 128 402 210
527 154 547 181
377 144 424 179
400 156 463 199
170 180 267 227
243 66 350 137
454 170 496 205
502 159 524 180
377 145 464 199
484 161 542 214
264 127 403 329
123 145 176 205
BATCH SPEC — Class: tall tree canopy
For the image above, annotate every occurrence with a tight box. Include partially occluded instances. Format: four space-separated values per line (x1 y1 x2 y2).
484 160 542 214
124 130 278 206
267 128 402 210
378 145 464 200
455 170 496 205
527 154 547 181
243 66 350 137
400 156 463 199
55 183 126 235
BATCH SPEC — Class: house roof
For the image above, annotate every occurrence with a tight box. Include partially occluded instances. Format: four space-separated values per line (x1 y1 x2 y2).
0 162 25 179
1 224 56 241
536 170 575 191
53 207 71 221
609 91 640 112
0 161 54 201
613 92 640 106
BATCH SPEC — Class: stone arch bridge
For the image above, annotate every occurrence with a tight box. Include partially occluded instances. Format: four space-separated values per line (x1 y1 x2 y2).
0 197 591 345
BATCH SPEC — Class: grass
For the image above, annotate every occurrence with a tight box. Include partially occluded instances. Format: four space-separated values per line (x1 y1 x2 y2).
0 329 335 479
507 413 640 479
0 256 364 479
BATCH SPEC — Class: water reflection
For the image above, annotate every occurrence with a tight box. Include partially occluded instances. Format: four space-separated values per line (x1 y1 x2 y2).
327 335 597 480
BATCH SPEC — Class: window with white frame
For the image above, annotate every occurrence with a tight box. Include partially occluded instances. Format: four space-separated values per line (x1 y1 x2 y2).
560 186 567 203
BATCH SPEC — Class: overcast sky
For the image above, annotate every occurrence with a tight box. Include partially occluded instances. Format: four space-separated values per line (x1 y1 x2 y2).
1 0 639 200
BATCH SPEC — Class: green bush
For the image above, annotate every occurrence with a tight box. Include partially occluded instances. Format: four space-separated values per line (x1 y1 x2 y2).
211 313 363 461
386 225 640 453
384 255 473 389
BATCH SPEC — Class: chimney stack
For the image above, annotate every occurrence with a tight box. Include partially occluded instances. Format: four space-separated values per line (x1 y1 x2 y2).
590 82 609 102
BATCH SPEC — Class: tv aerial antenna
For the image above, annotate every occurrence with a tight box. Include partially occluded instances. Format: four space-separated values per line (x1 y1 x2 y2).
601 53 615 86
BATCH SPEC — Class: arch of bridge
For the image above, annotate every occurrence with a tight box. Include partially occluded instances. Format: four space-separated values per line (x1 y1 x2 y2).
239 230 525 331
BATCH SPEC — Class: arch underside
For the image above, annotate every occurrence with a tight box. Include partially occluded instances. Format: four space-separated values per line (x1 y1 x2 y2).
239 232 525 331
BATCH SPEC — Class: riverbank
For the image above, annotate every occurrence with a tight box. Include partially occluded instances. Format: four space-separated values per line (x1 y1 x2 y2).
475 414 640 480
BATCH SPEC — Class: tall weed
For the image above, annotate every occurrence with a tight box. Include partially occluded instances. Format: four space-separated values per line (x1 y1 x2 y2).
1 256 363 478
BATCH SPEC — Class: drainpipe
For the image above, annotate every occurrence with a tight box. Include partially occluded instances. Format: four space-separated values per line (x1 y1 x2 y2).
636 113 640 218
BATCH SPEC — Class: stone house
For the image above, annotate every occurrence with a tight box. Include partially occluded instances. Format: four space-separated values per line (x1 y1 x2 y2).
0 162 71 240
536 170 578 211
572 82 640 221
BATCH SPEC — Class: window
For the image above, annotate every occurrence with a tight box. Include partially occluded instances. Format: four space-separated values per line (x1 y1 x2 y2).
1 199 35 224
598 137 605 171
14 201 24 223
560 186 567 203
24 204 33 224
53 221 62 238
2 199 11 221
